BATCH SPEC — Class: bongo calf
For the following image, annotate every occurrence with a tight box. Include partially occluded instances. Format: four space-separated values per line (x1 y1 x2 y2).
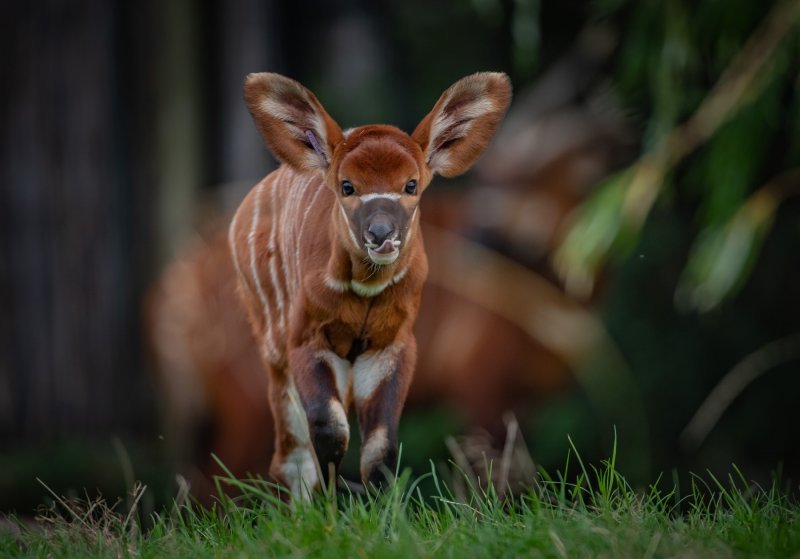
229 71 511 497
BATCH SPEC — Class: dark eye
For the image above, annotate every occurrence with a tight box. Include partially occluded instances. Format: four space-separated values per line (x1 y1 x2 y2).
404 180 417 195
341 180 355 196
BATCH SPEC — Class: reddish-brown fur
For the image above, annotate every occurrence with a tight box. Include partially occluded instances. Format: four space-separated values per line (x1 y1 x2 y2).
228 72 511 495
147 62 632 500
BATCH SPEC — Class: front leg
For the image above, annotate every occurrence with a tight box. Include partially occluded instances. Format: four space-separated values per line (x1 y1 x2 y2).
353 340 415 488
289 346 351 489
264 367 317 500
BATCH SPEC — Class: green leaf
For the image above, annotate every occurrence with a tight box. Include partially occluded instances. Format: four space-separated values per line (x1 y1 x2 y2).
675 188 779 312
555 171 638 297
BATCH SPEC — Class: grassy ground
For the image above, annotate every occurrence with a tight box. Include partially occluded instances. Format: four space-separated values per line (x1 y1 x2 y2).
2 446 799 559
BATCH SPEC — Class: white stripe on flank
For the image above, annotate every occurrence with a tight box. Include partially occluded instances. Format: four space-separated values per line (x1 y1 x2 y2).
360 192 401 203
279 170 295 303
281 172 306 304
293 176 313 285
248 181 277 362
296 175 324 281
281 178 303 296
268 173 287 334
228 200 244 280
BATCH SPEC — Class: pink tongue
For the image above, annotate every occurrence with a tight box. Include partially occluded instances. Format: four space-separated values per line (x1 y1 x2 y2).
373 239 396 254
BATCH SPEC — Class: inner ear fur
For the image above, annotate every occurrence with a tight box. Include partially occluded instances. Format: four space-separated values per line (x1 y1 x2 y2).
244 73 343 173
412 72 512 178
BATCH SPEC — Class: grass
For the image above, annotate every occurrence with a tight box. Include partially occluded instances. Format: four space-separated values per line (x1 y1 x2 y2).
2 441 799 559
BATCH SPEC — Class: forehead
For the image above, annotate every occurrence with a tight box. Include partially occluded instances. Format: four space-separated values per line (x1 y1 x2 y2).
336 127 423 188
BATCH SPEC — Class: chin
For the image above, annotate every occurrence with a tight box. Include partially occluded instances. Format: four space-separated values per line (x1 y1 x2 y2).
367 247 400 266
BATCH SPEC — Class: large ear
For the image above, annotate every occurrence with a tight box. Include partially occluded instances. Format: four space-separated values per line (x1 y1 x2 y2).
244 73 344 172
412 72 511 177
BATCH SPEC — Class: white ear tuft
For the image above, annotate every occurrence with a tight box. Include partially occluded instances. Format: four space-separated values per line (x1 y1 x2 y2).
244 73 343 172
412 72 512 178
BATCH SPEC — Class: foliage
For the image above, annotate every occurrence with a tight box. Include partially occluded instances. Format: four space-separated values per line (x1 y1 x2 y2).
555 0 800 311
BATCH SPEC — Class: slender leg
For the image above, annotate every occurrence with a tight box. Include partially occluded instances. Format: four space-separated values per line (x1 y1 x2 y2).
266 364 318 499
290 347 351 489
353 341 414 488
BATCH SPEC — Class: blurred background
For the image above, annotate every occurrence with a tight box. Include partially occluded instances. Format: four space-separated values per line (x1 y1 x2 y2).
2 0 799 512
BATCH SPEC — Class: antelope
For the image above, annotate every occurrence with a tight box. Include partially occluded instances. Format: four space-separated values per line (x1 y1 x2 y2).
227 72 511 497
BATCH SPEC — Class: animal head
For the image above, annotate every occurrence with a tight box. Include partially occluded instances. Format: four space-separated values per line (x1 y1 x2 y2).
244 72 511 265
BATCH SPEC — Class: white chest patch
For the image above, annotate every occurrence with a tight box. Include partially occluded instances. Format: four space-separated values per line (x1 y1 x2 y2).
324 276 350 293
340 265 410 298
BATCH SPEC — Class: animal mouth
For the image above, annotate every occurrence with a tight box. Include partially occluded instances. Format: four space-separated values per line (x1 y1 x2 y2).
366 238 401 265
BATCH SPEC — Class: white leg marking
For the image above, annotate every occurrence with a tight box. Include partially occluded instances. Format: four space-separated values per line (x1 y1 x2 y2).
282 377 316 499
353 344 401 404
360 426 389 476
286 379 310 444
329 398 350 447
317 350 353 404
282 446 318 500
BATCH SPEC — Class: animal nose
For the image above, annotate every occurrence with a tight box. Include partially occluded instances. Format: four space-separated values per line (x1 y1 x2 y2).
365 221 393 245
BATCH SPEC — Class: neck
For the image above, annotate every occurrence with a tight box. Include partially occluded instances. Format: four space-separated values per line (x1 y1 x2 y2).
325 219 417 298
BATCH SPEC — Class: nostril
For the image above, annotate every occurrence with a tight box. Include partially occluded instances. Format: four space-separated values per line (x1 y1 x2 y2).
367 222 392 244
